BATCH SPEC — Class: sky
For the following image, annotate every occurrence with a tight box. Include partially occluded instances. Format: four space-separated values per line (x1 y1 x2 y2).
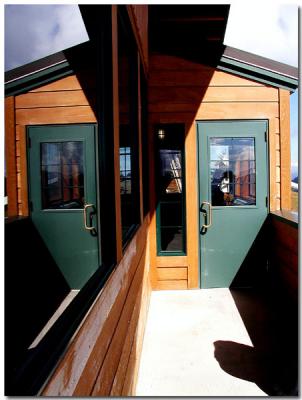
3 2 299 177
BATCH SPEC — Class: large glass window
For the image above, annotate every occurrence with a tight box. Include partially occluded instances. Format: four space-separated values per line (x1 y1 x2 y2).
118 9 140 246
156 125 186 254
210 137 256 206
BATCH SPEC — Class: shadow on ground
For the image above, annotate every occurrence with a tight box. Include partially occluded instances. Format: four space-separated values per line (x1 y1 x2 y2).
214 289 298 396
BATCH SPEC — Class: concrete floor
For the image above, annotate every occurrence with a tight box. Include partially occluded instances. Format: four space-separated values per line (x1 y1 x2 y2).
136 288 297 396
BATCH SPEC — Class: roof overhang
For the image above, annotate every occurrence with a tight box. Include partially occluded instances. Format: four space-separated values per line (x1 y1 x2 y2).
218 46 298 92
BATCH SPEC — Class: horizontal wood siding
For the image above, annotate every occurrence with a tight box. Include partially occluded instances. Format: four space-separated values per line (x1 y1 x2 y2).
270 215 298 303
148 54 281 290
14 73 97 216
42 218 151 396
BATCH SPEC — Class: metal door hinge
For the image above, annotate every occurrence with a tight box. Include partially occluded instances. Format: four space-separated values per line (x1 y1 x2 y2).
28 136 31 148
29 201 33 212
264 131 267 142
265 196 268 208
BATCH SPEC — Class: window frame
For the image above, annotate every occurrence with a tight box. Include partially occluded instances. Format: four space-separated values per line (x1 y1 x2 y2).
155 124 187 256
117 6 141 249
5 6 117 396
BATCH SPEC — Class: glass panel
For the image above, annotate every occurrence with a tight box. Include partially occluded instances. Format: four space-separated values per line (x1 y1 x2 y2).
210 137 256 206
159 150 182 194
156 125 186 254
41 142 84 209
160 227 183 252
160 201 182 227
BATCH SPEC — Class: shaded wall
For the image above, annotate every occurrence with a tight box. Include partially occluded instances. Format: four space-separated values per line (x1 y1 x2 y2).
148 54 282 290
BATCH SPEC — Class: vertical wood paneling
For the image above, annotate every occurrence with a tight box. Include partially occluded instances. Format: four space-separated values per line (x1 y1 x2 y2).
185 122 199 288
279 89 291 210
18 125 29 216
112 5 123 263
127 5 148 74
5 96 18 216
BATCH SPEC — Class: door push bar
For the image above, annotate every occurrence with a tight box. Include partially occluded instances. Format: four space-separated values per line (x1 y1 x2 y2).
200 201 212 229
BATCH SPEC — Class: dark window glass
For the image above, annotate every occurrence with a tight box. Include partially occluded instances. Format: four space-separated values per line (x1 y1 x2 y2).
156 125 186 254
210 137 256 206
41 142 84 209
140 63 149 216
118 10 140 245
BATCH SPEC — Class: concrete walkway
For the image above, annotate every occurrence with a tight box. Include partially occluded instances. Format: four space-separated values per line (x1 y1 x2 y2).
136 288 296 396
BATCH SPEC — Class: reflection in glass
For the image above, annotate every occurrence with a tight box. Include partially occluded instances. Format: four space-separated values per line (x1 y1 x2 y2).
41 142 84 209
210 137 256 206
156 125 186 253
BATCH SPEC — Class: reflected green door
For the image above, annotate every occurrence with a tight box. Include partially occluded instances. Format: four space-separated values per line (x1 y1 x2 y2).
28 125 99 289
197 121 268 288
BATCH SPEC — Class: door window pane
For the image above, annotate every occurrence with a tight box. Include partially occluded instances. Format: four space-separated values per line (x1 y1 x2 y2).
210 137 256 206
41 141 84 209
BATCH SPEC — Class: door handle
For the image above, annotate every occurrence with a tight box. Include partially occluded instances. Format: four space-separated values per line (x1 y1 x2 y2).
200 201 212 229
83 203 96 232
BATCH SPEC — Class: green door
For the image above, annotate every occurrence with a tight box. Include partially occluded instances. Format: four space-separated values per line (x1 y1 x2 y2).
197 120 268 288
28 124 99 289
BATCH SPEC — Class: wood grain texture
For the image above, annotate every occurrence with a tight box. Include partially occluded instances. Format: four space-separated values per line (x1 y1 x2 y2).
43 220 149 396
5 96 18 216
16 106 97 125
155 280 188 290
157 267 187 280
110 259 151 395
268 118 277 211
149 86 278 104
30 74 94 92
270 216 298 302
149 69 265 87
16 91 91 108
278 89 291 210
155 256 187 268
18 125 29 216
150 102 279 118
185 122 199 288
127 5 148 74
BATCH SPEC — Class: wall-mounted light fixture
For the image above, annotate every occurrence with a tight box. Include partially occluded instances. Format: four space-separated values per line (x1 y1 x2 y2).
158 128 165 140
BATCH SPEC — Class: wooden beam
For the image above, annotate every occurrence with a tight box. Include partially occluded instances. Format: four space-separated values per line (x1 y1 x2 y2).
18 125 29 216
279 89 291 210
5 96 18 217
112 5 123 263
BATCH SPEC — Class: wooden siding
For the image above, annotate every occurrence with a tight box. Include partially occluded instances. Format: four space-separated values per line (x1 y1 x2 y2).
270 213 298 303
13 73 97 216
127 5 148 74
42 218 151 396
5 96 18 216
148 54 283 290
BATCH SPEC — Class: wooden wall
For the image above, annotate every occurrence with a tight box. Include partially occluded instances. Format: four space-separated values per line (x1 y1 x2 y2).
10 73 97 217
42 218 151 396
148 54 290 290
127 5 148 74
269 212 298 303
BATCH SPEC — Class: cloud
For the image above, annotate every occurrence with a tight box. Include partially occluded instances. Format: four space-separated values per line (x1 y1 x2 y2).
224 3 298 67
5 5 89 71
